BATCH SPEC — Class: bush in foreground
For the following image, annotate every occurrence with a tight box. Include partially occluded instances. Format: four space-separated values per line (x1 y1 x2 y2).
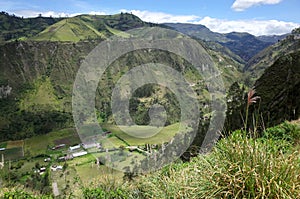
134 127 300 198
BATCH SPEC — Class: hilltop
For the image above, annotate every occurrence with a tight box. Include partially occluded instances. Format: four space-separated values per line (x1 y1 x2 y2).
0 11 62 42
0 12 156 43
32 13 154 42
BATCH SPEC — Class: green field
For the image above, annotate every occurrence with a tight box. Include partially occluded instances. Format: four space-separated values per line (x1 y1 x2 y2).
24 128 80 156
0 147 23 160
103 123 186 146
75 163 123 184
102 137 127 149
0 140 24 160
4 122 185 160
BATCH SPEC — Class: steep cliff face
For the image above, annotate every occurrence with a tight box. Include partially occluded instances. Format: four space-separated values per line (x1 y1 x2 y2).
255 51 300 125
0 40 97 96
0 41 98 140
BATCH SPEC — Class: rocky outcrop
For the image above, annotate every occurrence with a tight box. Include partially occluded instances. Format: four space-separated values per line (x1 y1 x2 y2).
0 85 12 98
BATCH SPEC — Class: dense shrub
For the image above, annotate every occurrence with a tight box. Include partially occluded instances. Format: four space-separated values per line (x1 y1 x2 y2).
263 121 300 144
83 187 130 199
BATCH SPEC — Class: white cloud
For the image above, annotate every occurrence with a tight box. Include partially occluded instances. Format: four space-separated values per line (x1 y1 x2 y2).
123 10 299 35
121 9 200 23
10 9 299 36
12 10 76 18
197 16 299 36
231 0 282 11
12 10 106 18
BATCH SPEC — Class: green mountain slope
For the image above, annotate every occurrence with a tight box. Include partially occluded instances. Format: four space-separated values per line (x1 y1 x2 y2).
0 13 244 143
221 32 273 62
255 51 300 125
245 27 300 84
0 12 154 42
199 40 244 86
32 17 106 42
164 23 279 62
163 23 229 42
0 38 242 142
0 40 99 140
31 13 148 42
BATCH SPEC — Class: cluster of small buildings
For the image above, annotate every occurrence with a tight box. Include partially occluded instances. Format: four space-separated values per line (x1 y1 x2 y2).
56 142 101 161
35 165 64 174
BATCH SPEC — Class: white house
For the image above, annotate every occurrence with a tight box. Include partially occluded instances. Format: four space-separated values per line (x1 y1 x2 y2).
82 142 98 149
51 165 63 171
72 151 88 158
69 144 81 151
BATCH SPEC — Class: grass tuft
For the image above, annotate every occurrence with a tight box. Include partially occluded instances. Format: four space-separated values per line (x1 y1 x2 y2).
132 125 300 199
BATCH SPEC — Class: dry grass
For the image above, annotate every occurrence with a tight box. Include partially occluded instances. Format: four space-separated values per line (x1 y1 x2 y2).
133 129 300 199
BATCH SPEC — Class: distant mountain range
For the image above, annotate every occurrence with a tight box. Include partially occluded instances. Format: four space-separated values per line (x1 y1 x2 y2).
164 23 288 62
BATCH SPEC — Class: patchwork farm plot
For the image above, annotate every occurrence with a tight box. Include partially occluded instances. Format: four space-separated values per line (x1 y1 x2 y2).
0 122 189 196
24 128 81 156
0 140 24 160
0 147 23 160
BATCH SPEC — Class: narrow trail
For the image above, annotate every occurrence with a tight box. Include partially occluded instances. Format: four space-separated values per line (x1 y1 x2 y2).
52 182 59 197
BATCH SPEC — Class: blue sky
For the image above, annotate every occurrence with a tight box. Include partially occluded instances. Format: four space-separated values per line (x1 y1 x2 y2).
1 0 299 35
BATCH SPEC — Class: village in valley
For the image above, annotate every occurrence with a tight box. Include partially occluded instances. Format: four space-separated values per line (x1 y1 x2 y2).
0 123 185 196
